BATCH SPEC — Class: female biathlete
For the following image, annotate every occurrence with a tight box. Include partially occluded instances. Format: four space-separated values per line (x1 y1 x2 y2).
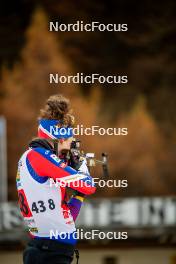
16 94 96 264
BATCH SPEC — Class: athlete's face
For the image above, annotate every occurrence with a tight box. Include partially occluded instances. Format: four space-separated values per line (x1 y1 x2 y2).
57 137 74 153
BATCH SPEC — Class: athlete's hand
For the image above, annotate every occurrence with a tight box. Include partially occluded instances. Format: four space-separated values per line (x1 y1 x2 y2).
78 158 90 175
69 149 82 170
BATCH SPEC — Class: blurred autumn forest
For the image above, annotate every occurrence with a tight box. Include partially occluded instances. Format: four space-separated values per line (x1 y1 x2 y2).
0 1 176 200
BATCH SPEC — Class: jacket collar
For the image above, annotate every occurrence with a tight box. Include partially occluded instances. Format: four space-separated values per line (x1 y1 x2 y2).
29 138 54 152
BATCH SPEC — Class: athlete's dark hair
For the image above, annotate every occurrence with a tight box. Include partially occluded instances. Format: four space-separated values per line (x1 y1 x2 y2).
38 94 75 127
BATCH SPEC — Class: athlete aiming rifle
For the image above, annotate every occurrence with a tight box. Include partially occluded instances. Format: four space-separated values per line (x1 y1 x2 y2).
16 94 96 264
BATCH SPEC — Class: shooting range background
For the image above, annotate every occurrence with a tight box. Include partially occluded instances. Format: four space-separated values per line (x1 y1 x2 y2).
0 0 176 263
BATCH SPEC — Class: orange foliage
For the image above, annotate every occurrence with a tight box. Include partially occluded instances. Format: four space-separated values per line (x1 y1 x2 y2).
0 8 175 199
